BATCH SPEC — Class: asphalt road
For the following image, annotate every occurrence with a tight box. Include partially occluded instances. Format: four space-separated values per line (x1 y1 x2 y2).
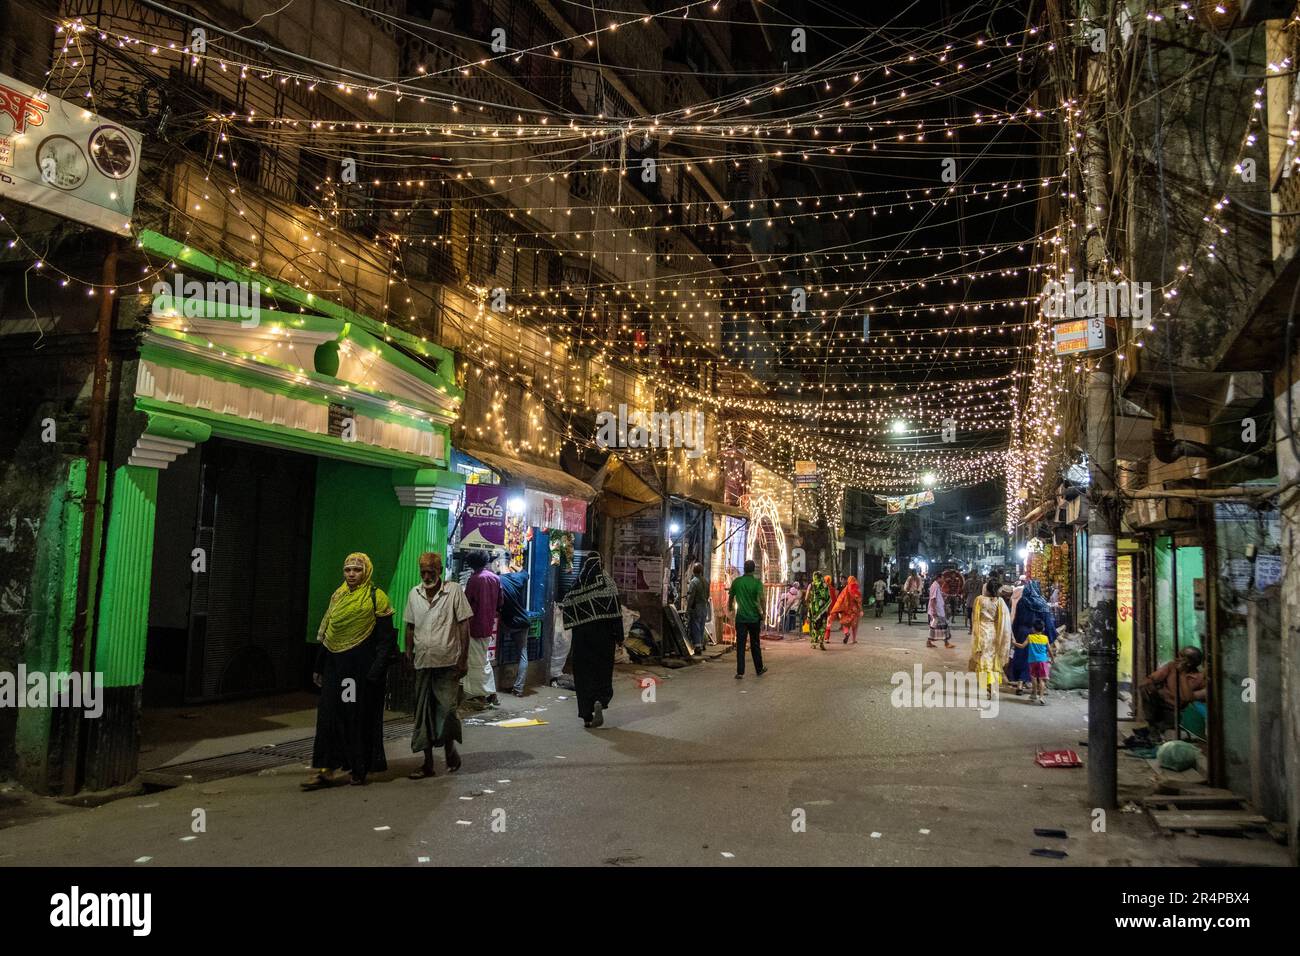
1 614 1182 866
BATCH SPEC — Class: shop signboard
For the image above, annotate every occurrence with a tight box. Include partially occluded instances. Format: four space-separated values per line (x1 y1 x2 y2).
878 490 934 514
1116 554 1134 686
0 71 142 236
524 489 587 533
1052 318 1111 356
460 484 507 549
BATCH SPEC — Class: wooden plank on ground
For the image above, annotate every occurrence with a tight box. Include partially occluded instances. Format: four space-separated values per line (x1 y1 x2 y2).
1142 794 1248 809
1150 810 1270 831
1170 834 1292 867
1154 783 1236 797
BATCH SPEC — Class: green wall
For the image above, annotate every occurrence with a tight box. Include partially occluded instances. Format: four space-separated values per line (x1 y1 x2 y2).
1154 537 1205 664
15 459 103 787
306 459 449 648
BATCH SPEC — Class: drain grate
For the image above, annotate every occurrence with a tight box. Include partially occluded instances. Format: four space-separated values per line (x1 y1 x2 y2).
140 719 415 787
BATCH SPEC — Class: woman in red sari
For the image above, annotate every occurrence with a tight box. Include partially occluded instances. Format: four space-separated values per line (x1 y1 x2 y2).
829 576 864 644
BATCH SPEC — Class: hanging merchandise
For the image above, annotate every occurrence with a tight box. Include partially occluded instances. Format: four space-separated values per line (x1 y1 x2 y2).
549 530 575 569
506 517 529 568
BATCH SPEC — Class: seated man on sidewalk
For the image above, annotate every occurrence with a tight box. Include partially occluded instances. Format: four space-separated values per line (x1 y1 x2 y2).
1139 646 1207 733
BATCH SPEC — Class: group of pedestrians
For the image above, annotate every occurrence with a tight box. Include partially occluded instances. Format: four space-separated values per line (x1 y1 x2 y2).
879 565 1064 703
721 558 1070 721
723 561 863 676
298 546 1069 789
300 548 626 790
772 571 869 649
965 576 1059 703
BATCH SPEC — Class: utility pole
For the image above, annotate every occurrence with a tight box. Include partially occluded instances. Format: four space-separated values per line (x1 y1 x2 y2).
1079 0 1118 810
65 235 119 795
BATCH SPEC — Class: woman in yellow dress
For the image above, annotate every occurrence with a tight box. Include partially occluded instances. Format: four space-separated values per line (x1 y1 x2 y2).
968 580 1012 700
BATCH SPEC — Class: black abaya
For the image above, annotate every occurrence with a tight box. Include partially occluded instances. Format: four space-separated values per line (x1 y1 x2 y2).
311 635 388 778
570 617 619 721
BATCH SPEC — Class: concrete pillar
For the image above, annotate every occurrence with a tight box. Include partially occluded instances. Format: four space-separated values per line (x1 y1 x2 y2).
387 469 463 713
1275 357 1300 862
93 465 159 688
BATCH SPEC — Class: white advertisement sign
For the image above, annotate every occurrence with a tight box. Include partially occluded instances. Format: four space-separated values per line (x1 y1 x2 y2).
0 72 142 236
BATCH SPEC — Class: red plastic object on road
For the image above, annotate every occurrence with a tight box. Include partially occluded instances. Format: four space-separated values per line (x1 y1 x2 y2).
1035 749 1083 768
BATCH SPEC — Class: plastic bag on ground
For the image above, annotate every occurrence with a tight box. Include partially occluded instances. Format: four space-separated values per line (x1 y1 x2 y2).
1156 740 1200 772
1048 647 1088 690
549 605 572 679
620 606 638 639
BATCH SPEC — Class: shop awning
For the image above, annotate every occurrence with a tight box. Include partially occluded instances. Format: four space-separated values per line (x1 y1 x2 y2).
458 443 597 501
676 494 747 518
591 454 662 518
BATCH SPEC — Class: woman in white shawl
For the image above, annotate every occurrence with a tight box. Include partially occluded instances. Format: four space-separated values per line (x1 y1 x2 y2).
969 580 1013 699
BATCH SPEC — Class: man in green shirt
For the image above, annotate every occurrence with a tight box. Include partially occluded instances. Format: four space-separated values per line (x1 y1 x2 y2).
727 560 768 679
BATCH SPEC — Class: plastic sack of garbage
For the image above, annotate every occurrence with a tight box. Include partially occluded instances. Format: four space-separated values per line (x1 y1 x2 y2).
1048 647 1089 690
620 605 639 639
549 605 572 680
1157 740 1200 772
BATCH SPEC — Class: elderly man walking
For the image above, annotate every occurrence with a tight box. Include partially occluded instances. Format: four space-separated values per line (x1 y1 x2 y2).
405 552 473 778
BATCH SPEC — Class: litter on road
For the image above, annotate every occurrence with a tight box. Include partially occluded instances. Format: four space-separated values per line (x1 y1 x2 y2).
1035 749 1083 768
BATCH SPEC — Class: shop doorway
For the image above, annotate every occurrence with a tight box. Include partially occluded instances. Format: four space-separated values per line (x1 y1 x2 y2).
140 438 318 766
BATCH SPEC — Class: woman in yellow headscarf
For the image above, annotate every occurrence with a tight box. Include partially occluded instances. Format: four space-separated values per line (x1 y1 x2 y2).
303 552 396 789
